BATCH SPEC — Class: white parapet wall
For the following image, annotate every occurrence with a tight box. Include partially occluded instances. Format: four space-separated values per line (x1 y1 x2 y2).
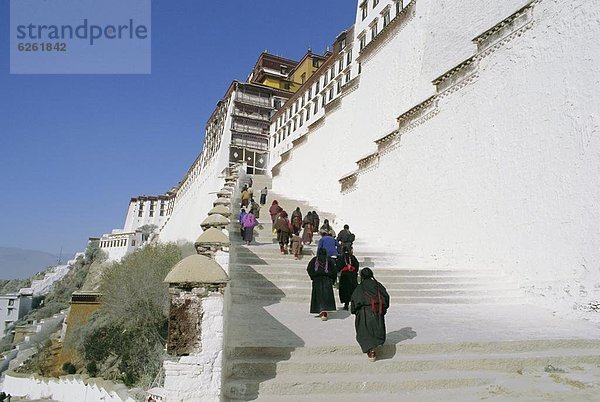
271 0 600 309
162 290 226 402
2 372 135 402
158 96 236 244
157 170 241 402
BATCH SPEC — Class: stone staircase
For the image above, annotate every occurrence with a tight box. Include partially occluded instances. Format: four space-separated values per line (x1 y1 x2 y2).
223 174 600 401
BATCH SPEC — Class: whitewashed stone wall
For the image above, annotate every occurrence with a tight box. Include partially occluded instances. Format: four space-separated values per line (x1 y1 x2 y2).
158 97 236 244
2 372 135 402
162 290 225 402
271 0 600 308
159 169 240 401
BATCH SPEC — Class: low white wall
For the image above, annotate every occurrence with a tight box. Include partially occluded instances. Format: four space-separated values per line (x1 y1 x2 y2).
2 372 135 402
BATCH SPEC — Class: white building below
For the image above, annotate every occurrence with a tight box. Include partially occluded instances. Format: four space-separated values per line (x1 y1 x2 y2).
0 288 33 337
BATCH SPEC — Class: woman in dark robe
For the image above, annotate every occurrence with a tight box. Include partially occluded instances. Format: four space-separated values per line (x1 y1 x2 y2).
307 248 337 320
274 210 292 253
311 211 320 233
302 212 313 244
350 268 390 361
291 207 303 235
336 248 359 310
269 200 283 224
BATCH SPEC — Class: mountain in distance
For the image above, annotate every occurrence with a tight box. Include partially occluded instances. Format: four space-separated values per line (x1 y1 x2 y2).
0 247 61 280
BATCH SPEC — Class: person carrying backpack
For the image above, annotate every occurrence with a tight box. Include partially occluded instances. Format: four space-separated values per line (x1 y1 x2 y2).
350 267 390 362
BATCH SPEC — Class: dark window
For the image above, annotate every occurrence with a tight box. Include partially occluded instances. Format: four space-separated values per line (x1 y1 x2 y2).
312 58 320 68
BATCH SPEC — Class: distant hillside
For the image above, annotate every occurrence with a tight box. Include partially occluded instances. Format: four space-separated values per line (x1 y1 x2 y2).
0 247 60 280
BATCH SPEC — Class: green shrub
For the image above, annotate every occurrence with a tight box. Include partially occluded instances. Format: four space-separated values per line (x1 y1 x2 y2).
62 361 77 374
86 361 98 377
71 242 188 387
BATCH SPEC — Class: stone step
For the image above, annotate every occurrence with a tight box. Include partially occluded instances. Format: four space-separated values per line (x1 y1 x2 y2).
231 294 526 304
233 254 445 265
234 247 400 259
230 277 516 290
231 265 511 278
226 349 600 380
230 287 523 298
231 287 521 301
231 276 516 288
230 274 516 287
224 371 491 400
226 339 600 359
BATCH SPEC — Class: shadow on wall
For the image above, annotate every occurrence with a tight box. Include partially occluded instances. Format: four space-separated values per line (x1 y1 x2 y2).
223 241 305 400
378 327 418 360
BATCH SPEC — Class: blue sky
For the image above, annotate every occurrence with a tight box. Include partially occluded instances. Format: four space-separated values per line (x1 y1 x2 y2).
0 0 357 257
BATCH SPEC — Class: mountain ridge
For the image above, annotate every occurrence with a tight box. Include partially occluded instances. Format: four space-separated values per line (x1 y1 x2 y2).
0 246 61 280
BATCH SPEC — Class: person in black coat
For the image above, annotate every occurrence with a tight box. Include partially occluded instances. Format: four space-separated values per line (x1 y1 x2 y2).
336 248 359 310
336 224 355 253
350 267 390 361
307 248 337 321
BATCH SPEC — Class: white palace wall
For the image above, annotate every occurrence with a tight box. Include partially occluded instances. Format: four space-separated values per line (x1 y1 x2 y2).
158 99 235 244
271 0 600 306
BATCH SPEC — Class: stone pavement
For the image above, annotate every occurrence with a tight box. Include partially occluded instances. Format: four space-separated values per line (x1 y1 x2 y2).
222 175 600 401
